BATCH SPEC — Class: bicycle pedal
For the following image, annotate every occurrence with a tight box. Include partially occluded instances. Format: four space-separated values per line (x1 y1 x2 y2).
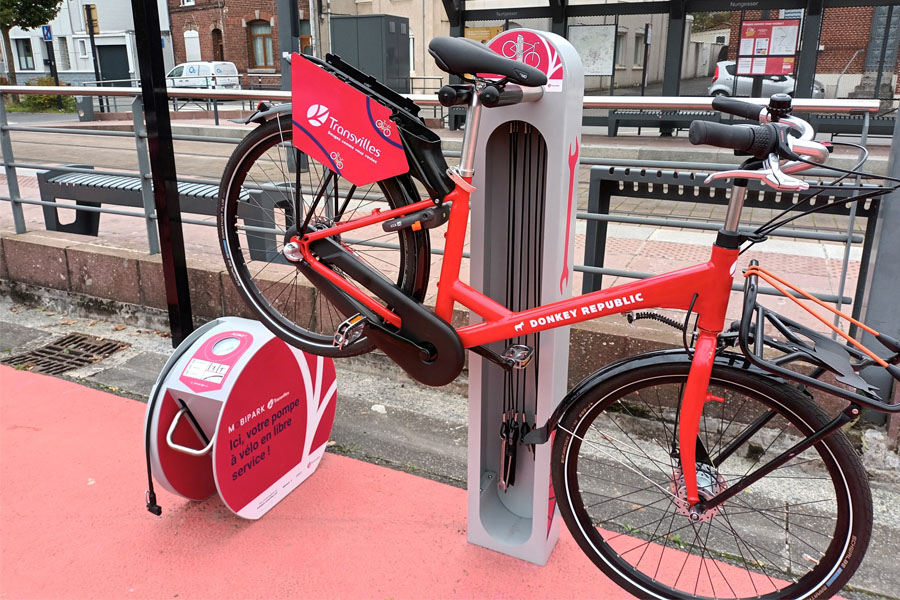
502 344 533 369
333 313 366 349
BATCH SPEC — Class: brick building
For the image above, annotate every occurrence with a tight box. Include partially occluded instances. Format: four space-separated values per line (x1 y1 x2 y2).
728 6 900 98
167 0 311 86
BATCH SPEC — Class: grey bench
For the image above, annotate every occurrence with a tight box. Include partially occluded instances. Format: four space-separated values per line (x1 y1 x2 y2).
607 109 720 137
807 113 896 139
37 166 281 260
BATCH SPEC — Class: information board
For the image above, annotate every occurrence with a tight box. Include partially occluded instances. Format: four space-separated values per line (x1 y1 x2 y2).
566 24 615 77
737 19 800 76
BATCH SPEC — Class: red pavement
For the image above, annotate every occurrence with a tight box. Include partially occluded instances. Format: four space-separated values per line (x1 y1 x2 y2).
0 366 636 599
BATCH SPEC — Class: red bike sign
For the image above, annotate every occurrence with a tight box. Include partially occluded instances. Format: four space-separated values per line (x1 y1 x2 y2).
291 55 409 186
486 31 565 92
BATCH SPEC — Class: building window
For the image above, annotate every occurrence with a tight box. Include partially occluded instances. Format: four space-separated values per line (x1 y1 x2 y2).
248 21 273 68
212 28 224 61
614 33 626 68
57 36 71 70
633 33 644 66
15 39 35 70
184 29 201 61
78 39 88 57
181 0 195 6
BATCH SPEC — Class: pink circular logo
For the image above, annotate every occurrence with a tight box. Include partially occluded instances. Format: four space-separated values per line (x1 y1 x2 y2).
306 104 330 127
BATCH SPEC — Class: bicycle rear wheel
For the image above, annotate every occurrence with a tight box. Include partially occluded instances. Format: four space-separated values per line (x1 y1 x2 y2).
552 354 871 600
218 114 429 356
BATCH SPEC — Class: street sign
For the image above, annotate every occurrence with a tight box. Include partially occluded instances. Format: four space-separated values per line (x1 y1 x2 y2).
41 26 52 42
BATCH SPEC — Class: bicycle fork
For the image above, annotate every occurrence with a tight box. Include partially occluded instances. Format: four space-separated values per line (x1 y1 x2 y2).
677 330 721 507
677 182 747 510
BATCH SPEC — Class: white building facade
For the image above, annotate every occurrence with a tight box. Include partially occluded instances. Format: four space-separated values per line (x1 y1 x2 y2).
1 0 174 86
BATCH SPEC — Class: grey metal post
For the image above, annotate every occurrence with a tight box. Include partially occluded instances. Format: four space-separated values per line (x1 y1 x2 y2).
443 0 466 130
872 4 894 102
442 0 463 37
859 112 900 408
0 94 26 233
832 112 869 332
795 0 824 99
277 0 300 93
132 96 160 255
467 30 583 566
131 0 193 345
550 0 568 38
660 0 686 135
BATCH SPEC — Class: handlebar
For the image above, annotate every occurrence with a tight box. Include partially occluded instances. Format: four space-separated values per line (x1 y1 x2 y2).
690 95 831 192
712 95 766 121
688 121 775 159
438 83 543 109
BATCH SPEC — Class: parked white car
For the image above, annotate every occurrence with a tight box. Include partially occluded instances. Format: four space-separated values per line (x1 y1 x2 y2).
708 61 824 98
166 61 241 89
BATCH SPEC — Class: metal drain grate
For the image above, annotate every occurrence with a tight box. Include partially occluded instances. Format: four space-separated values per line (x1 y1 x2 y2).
1 333 130 375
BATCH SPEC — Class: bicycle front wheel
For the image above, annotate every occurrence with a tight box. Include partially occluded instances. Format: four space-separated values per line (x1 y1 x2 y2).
552 355 871 600
218 114 429 356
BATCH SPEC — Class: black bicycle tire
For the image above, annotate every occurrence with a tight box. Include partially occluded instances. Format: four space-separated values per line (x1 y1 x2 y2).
217 114 428 357
551 358 872 600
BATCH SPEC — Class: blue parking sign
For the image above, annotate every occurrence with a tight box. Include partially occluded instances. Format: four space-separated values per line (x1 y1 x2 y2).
42 25 52 41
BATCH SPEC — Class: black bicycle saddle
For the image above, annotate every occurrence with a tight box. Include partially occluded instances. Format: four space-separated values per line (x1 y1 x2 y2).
428 36 548 87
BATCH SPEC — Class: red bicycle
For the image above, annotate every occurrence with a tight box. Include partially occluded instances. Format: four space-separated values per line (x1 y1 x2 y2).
218 38 900 599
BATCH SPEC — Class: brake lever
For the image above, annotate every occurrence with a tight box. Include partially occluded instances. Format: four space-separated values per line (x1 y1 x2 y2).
704 154 810 192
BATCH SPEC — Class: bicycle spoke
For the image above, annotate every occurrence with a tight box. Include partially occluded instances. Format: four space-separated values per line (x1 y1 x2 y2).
221 117 416 351
555 372 859 600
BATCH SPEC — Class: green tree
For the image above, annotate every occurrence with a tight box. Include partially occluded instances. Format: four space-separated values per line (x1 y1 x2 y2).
692 12 731 33
0 0 63 101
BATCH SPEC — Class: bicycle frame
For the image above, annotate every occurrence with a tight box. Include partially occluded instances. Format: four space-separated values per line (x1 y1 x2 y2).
297 173 746 508
293 88 758 508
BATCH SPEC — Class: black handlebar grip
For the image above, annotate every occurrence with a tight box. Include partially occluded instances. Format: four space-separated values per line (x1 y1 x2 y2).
711 96 765 121
689 121 755 152
481 85 525 108
689 121 778 159
438 85 474 108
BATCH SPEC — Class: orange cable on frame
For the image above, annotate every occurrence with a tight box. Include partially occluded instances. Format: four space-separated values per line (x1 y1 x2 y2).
744 265 889 368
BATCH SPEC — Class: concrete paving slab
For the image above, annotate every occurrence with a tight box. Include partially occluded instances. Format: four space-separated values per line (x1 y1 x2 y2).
86 351 170 398
0 320 50 353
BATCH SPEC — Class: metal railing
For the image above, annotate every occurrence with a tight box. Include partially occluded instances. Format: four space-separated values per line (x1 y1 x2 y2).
0 85 883 312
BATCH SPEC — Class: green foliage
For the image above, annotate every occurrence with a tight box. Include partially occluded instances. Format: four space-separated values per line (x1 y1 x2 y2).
0 0 62 30
0 0 63 94
692 12 731 33
18 76 75 112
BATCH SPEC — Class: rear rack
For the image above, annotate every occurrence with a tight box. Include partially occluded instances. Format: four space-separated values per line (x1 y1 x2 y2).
738 260 900 412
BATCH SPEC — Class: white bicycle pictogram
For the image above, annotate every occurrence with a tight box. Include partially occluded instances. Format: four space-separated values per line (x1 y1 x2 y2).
501 37 541 69
375 118 392 137
329 151 344 169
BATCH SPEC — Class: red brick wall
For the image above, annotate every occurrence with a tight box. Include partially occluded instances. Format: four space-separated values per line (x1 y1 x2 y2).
167 0 309 85
817 6 873 73
727 7 874 74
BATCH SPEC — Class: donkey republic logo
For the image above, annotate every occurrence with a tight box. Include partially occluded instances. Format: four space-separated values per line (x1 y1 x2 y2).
306 104 330 127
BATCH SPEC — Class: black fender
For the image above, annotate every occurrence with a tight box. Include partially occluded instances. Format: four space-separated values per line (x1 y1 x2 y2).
231 102 291 125
523 349 781 445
